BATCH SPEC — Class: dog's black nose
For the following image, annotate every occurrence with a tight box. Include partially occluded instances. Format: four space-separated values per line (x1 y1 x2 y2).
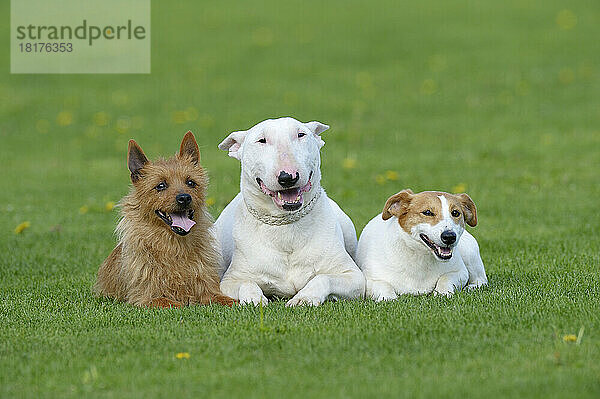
176 193 192 206
441 230 457 245
277 171 299 188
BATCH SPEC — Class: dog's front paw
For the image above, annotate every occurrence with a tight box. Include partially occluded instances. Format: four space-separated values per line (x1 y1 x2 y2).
285 294 322 307
466 278 488 290
239 293 268 306
369 280 397 302
213 295 239 307
148 297 182 308
433 287 456 297
373 292 398 302
237 282 268 306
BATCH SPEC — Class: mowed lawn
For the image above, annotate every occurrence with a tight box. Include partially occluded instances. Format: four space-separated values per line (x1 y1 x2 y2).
1 0 599 397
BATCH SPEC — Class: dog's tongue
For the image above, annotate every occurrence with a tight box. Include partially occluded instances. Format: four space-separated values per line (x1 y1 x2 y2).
169 212 196 232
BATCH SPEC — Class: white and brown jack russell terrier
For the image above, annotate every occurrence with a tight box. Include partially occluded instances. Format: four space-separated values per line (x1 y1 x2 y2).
356 189 488 300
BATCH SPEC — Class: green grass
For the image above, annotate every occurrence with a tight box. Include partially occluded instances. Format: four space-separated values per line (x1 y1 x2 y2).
1 0 599 397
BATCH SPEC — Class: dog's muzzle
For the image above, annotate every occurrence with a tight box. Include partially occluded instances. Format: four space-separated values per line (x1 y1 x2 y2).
155 209 196 236
256 171 313 211
420 233 453 260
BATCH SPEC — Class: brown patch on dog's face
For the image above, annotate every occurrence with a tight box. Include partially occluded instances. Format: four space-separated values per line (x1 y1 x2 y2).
126 132 208 236
382 190 478 232
383 190 446 233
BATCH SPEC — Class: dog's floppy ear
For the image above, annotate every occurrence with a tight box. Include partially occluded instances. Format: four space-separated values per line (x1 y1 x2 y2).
382 189 414 220
179 131 200 164
456 193 477 227
128 140 149 183
305 121 329 148
218 130 247 160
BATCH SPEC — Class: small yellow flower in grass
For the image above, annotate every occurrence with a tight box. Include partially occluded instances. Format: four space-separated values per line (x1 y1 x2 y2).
172 111 186 125
563 334 577 343
79 205 89 214
93 112 109 127
558 68 575 85
184 107 198 122
56 111 73 126
206 197 216 206
385 170 399 181
105 201 116 211
85 126 100 139
515 80 530 96
115 116 132 134
420 79 437 95
375 175 386 185
14 221 31 234
578 63 594 80
175 352 190 359
452 183 467 193
556 9 577 30
112 90 129 106
342 157 357 170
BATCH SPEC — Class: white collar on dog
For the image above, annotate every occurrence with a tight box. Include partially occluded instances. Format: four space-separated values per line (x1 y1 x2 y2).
244 188 323 226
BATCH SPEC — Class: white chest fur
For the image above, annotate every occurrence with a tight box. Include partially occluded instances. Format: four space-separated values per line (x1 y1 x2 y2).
226 193 353 298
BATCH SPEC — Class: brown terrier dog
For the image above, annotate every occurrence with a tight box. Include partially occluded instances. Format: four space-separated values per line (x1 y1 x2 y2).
94 132 236 308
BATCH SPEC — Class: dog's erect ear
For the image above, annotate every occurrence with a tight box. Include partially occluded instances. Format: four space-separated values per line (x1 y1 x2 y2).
456 193 477 227
218 130 247 161
179 131 200 164
128 140 149 182
305 121 329 148
305 121 329 135
382 189 414 220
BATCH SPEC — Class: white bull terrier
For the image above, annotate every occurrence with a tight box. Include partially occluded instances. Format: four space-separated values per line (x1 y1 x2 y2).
357 189 488 300
215 117 365 306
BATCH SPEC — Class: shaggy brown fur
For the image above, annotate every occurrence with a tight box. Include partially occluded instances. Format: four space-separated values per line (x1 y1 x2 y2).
94 132 236 308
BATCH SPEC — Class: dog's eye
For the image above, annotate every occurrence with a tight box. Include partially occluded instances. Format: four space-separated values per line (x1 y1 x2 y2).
298 132 306 138
186 179 197 188
451 210 461 217
257 138 266 144
422 210 434 216
155 182 167 191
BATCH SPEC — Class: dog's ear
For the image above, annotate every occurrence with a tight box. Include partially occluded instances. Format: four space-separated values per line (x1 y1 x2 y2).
127 140 149 182
305 121 329 148
179 131 200 164
382 189 414 220
218 130 247 160
456 193 477 227
305 121 329 135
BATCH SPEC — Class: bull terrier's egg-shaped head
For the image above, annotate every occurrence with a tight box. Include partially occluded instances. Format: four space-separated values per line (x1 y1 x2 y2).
218 117 329 211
